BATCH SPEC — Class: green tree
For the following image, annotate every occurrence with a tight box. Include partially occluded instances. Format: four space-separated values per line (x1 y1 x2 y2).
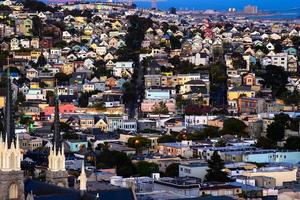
36 54 46 68
152 102 169 114
285 136 300 150
255 137 275 149
128 136 150 154
96 150 135 177
158 135 176 143
170 36 181 50
165 163 179 177
266 122 285 142
78 92 89 107
261 65 288 98
46 90 54 105
16 91 26 105
122 82 135 106
20 117 34 126
274 113 291 127
62 132 78 140
55 72 71 84
169 7 176 14
210 62 228 107
204 151 231 182
215 139 227 147
135 161 159 176
282 90 300 105
222 118 247 136
32 16 42 36
53 41 67 48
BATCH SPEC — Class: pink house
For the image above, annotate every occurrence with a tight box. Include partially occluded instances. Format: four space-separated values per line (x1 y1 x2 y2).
141 99 176 113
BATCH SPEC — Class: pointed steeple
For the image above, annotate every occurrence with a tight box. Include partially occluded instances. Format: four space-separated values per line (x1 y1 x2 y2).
4 63 15 148
78 161 87 191
53 87 60 151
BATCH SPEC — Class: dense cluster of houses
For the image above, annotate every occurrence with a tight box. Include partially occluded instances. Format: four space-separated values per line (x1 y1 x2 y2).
2 0 300 199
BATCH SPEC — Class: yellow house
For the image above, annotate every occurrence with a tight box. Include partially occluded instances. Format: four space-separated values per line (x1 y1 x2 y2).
75 16 86 23
112 20 123 30
90 43 98 50
0 96 5 108
41 77 55 88
84 24 94 36
161 71 173 76
31 50 41 61
30 82 40 89
227 86 256 101
177 74 199 85
81 35 92 41
94 119 108 132
79 116 95 129
61 63 74 75
243 167 297 186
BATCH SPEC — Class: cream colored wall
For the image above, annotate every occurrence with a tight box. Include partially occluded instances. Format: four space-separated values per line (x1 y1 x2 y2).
243 168 297 186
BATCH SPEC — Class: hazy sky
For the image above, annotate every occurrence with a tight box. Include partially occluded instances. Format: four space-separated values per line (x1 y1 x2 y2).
136 0 300 11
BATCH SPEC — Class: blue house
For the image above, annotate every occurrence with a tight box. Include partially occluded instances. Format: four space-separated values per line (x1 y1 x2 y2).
284 47 297 56
65 140 88 152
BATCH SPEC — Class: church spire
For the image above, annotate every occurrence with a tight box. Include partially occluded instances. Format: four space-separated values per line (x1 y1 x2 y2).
4 61 15 148
78 161 87 192
53 87 60 151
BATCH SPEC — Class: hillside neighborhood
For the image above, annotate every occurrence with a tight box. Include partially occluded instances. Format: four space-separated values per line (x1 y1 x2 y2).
0 0 300 199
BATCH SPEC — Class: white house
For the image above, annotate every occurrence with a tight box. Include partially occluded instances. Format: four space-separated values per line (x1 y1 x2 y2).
25 89 46 101
179 162 208 180
113 61 134 77
185 115 218 126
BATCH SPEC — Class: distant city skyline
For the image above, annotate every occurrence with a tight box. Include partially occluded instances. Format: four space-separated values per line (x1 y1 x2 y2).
135 0 300 11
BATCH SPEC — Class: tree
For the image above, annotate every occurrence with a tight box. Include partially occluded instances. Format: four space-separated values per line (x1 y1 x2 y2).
32 16 42 36
169 7 176 14
20 117 34 126
215 139 227 147
261 65 288 98
165 163 179 177
222 118 247 136
285 136 300 150
96 150 135 177
22 0 56 12
185 105 211 115
202 126 219 138
16 91 26 105
282 90 300 105
36 54 47 68
55 72 71 84
128 136 151 154
78 92 89 107
62 132 78 140
122 82 135 106
60 122 73 133
46 90 54 105
210 62 227 107
274 113 291 127
255 137 275 149
170 36 181 50
232 52 247 69
266 122 285 142
205 151 231 182
153 102 169 114
158 135 176 143
54 41 67 48
135 161 159 176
